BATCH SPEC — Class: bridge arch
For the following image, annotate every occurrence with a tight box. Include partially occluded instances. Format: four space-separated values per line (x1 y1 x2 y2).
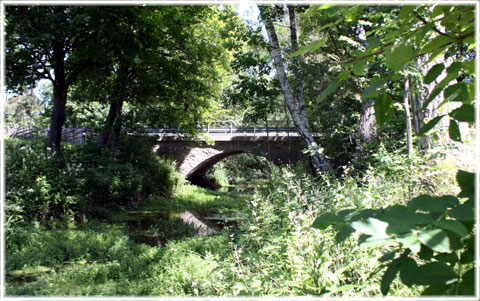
185 150 245 179
155 137 304 187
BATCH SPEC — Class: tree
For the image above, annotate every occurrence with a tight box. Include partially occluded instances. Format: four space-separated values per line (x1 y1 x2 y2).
302 5 475 149
63 6 237 152
258 5 329 172
309 4 475 296
6 6 108 154
5 90 47 128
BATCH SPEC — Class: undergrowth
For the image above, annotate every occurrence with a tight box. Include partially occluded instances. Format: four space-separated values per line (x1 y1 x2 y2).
5 139 469 296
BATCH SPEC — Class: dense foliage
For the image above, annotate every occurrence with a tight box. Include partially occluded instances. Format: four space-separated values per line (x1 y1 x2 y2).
3 3 476 298
5 137 178 228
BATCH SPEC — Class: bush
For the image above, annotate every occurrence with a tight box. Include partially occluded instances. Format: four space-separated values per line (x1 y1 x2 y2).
5 136 179 227
5 139 86 227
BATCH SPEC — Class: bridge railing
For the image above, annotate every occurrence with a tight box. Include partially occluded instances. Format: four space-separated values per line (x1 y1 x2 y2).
6 121 309 144
195 120 298 135
6 127 98 144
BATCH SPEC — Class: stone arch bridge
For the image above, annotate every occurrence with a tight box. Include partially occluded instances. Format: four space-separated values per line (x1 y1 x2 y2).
153 125 318 186
7 124 319 187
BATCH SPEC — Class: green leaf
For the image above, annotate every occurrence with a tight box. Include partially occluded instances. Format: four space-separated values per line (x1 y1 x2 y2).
338 70 351 81
421 63 462 111
385 41 413 71
396 235 421 253
290 40 326 57
421 285 454 296
367 36 381 49
418 229 450 253
312 213 344 230
448 119 462 142
408 194 450 212
464 60 475 75
426 45 447 64
448 203 474 222
317 19 342 32
319 4 334 9
460 249 474 264
446 62 463 74
351 217 388 237
398 6 416 20
424 63 445 85
411 262 458 286
444 83 469 102
456 170 474 191
466 83 475 104
432 5 446 18
420 35 453 54
434 219 469 236
418 244 434 260
399 258 418 286
374 93 394 126
450 104 475 123
421 87 443 111
334 224 354 243
359 236 395 248
352 60 367 75
379 250 397 263
361 77 391 101
381 262 399 295
416 115 445 136
383 205 433 234
438 195 460 208
434 252 458 264
339 208 377 222
318 71 350 102
457 268 475 295
337 209 356 219
318 79 340 102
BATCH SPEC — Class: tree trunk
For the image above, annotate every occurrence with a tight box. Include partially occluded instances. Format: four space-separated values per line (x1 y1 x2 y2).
403 76 413 155
98 64 129 148
259 5 329 171
111 99 123 155
415 51 455 150
47 44 68 155
288 6 308 124
98 101 118 147
359 98 376 143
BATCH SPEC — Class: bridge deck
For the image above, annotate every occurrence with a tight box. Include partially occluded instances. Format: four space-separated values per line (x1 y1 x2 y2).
155 132 323 141
7 125 322 143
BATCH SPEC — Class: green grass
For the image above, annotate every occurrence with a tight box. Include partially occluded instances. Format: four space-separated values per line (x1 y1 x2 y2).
6 219 238 296
139 183 250 214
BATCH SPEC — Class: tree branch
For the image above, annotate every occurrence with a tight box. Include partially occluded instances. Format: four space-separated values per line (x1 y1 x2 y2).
323 30 473 65
412 10 453 39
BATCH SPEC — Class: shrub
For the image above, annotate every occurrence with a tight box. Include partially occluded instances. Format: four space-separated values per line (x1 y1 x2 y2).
5 139 86 227
4 136 179 227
